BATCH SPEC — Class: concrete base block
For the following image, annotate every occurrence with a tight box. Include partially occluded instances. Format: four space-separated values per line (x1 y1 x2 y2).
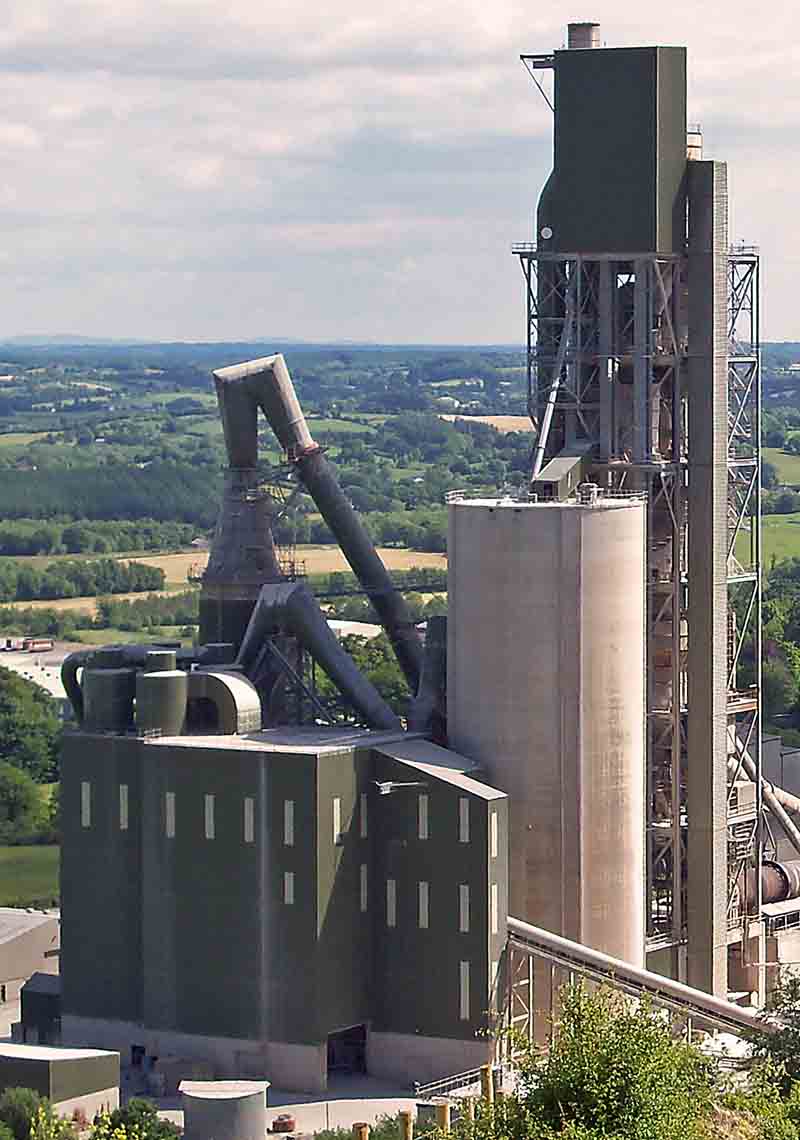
367 1032 492 1087
60 1017 326 1094
54 1087 119 1122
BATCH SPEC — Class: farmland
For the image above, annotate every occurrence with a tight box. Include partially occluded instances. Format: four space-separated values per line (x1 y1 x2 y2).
764 446 800 485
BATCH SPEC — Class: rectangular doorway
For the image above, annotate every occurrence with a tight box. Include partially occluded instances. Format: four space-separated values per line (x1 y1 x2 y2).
327 1023 367 1076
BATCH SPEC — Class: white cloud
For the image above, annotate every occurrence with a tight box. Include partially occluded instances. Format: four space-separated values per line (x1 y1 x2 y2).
0 0 797 340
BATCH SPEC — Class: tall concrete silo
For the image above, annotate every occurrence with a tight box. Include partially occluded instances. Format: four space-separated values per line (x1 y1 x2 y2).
447 493 646 965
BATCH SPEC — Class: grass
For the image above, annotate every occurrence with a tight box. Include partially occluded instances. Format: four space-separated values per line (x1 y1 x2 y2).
0 846 59 907
762 512 800 564
69 627 194 646
306 417 376 434
732 511 800 565
764 446 800 485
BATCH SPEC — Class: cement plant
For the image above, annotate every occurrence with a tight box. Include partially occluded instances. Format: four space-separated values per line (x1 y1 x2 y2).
4 16 797 1123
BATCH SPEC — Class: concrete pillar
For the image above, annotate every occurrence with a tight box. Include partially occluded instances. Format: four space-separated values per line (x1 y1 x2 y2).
435 1104 451 1133
686 159 730 996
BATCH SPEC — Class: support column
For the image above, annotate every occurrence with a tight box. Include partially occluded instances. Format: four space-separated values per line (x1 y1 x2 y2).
686 160 729 995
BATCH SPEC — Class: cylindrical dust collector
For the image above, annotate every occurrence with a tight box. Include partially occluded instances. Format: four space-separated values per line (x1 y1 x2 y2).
136 670 188 736
447 496 646 965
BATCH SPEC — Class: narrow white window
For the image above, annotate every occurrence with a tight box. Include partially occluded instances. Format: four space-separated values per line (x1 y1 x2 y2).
360 792 368 839
284 799 294 847
284 871 295 905
333 797 342 844
204 794 215 840
386 878 397 928
491 882 499 935
360 863 368 913
119 784 129 832
459 797 470 844
244 797 255 844
490 810 498 858
418 793 429 840
459 960 470 1021
80 781 91 829
165 791 175 839
418 881 429 930
459 884 470 933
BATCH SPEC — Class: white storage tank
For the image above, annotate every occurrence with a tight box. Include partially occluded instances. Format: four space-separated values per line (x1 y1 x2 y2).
179 1081 270 1140
447 494 646 965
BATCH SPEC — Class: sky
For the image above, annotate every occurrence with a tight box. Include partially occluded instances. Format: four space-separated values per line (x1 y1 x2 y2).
1 0 797 343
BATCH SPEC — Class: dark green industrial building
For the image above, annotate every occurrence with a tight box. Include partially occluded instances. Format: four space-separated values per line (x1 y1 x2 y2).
60 673 508 1092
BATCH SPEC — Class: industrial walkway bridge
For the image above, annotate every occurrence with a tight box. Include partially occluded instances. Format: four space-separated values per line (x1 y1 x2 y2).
414 918 767 1100
504 916 766 1040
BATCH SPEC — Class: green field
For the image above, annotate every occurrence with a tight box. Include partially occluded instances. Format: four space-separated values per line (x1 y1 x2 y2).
761 512 800 563
306 417 377 434
764 446 800 485
0 846 59 907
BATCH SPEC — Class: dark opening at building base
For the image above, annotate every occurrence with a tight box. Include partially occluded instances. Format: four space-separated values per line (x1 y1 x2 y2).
327 1024 367 1077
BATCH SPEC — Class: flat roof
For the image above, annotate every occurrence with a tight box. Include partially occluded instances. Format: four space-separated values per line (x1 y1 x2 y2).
180 1081 270 1099
376 738 506 800
148 727 411 755
449 496 642 511
0 1044 117 1062
0 909 57 945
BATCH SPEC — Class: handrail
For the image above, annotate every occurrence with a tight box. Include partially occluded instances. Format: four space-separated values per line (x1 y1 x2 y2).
507 916 770 1038
413 1066 487 1099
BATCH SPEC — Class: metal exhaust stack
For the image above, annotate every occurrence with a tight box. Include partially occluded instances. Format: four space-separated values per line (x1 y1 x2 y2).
211 355 424 694
200 362 285 652
567 21 600 49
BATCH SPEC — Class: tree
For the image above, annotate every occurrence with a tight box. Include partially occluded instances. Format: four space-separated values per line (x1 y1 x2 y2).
0 668 61 782
751 970 800 1093
762 659 798 721
0 763 44 843
763 459 780 489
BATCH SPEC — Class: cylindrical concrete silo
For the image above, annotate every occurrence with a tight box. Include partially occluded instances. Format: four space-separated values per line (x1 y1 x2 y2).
447 495 646 965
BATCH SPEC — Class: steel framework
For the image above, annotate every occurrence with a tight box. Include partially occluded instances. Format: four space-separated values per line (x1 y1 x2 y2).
512 242 763 983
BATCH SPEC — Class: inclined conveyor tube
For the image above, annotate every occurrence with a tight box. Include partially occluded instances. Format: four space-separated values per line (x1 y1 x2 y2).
211 354 424 694
507 915 771 1037
236 581 402 731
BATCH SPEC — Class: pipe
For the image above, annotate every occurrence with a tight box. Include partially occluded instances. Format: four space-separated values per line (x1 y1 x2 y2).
727 747 800 856
407 615 447 740
212 355 424 693
236 581 402 731
507 915 771 1037
741 860 800 909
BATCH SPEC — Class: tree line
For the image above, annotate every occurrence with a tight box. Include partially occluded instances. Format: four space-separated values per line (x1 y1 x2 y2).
0 558 164 603
0 463 218 526
0 518 196 556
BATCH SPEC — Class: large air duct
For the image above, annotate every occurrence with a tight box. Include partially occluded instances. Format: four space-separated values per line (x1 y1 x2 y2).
236 581 402 731
212 355 424 694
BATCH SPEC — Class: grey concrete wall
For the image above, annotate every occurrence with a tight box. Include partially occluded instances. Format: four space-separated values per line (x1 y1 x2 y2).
367 1032 492 1087
0 921 59 1007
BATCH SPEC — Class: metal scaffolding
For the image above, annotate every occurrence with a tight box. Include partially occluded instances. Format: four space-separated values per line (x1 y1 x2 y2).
513 242 763 982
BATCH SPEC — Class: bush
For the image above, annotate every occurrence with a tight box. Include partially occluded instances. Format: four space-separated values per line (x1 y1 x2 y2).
0 1088 44 1140
103 1099 179 1140
517 985 714 1140
751 971 800 1094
